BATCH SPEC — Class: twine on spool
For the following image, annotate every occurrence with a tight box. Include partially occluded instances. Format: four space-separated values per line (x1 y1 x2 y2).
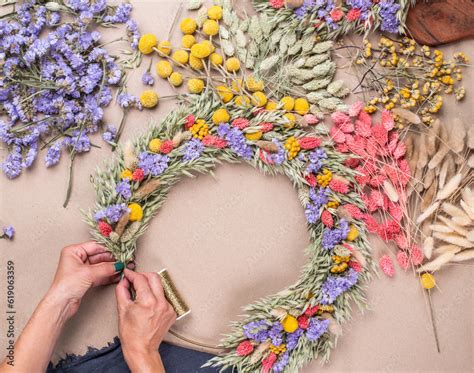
158 269 191 320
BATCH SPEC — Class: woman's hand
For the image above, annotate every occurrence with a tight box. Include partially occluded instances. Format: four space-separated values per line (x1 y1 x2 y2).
47 241 123 319
116 269 177 373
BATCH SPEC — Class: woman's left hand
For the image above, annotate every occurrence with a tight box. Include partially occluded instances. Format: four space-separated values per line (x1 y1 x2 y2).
47 241 124 319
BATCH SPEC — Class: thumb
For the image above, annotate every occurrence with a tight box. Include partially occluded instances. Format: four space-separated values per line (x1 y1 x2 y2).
116 277 132 308
89 261 121 286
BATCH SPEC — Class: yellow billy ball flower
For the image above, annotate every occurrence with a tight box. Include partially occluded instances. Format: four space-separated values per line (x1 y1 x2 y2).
138 33 157 55
207 5 223 20
189 55 204 70
202 19 219 36
245 75 264 92
346 225 359 241
421 273 436 290
139 90 159 109
265 101 278 111
235 95 250 106
281 315 298 333
156 60 173 78
280 96 295 111
149 138 162 153
216 86 234 103
169 72 183 87
210 52 223 66
128 203 143 222
188 78 205 94
212 108 230 125
190 43 212 59
225 57 240 72
251 91 267 107
283 113 296 128
172 50 189 65
245 131 263 141
180 18 197 35
231 79 243 92
181 34 196 49
294 97 310 115
157 40 171 56
120 169 133 180
201 40 215 53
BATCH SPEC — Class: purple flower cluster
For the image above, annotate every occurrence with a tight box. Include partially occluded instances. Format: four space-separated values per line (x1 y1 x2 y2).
94 203 129 224
269 321 284 346
286 328 304 350
305 187 329 223
117 92 142 110
315 0 338 29
243 320 271 343
322 218 349 250
1 226 15 240
346 0 372 20
102 125 117 144
320 268 359 304
294 0 316 19
138 152 169 176
379 0 401 33
141 71 155 86
267 139 286 165
273 351 289 373
306 318 330 341
183 138 204 161
217 123 253 160
116 179 132 200
0 0 139 179
306 148 327 174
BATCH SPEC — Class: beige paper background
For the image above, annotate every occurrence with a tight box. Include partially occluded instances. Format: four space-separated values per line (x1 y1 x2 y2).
0 1 473 371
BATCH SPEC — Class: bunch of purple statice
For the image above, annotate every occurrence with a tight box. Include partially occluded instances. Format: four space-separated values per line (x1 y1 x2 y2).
0 0 141 204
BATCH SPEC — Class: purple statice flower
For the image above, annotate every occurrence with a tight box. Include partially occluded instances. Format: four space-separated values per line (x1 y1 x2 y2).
126 20 140 49
22 142 38 168
268 322 284 346
306 318 330 341
217 123 253 160
80 63 103 94
141 71 154 86
379 0 400 33
243 320 270 343
117 92 142 110
287 328 304 351
2 146 22 179
183 138 204 161
273 351 290 373
138 152 169 176
116 179 131 200
305 187 329 223
294 0 315 19
320 268 359 304
45 141 63 168
102 125 117 144
307 148 327 174
267 139 286 165
346 0 372 20
24 38 49 65
2 226 15 240
64 132 91 153
94 203 129 223
322 219 349 250
103 3 133 24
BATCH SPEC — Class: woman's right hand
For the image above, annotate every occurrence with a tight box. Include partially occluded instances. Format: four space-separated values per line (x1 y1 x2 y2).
116 269 177 373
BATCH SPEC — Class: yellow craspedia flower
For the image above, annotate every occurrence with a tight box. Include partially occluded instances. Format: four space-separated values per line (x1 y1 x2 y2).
140 90 159 109
251 91 267 107
421 273 436 289
281 315 298 333
120 169 133 180
235 95 250 107
138 33 157 55
156 60 173 78
283 112 296 128
216 86 234 103
346 225 359 241
157 40 171 56
212 108 230 125
294 97 310 115
149 138 162 153
189 55 204 70
207 5 223 20
188 78 205 94
202 19 219 36
181 34 195 48
210 52 223 66
265 101 277 111
128 203 143 222
245 131 263 141
169 72 183 87
231 79 243 92
245 75 264 92
180 18 197 35
190 119 209 140
190 43 212 59
280 96 295 111
201 40 215 53
172 50 189 65
225 57 240 72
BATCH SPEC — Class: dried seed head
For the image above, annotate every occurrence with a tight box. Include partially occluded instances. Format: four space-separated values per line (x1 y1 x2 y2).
135 179 161 199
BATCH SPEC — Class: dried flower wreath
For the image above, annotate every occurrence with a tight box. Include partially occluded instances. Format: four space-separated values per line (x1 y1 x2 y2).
84 91 376 372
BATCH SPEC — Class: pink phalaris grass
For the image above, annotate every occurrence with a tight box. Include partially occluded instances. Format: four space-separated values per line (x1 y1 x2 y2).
379 255 395 277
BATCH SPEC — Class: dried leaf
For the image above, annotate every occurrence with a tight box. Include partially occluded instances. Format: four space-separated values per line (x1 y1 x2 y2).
451 249 474 262
391 108 421 124
416 201 440 225
436 173 462 201
433 232 474 248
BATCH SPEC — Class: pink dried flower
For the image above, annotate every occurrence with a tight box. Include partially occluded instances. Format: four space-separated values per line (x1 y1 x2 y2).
410 245 424 265
348 260 362 272
347 8 361 21
160 140 174 154
329 179 349 194
344 157 359 168
362 213 379 233
368 174 386 188
392 141 406 159
184 114 195 129
98 221 112 237
305 174 317 187
379 255 395 277
303 114 319 125
381 110 394 130
232 118 250 130
298 137 321 150
132 168 145 182
388 201 403 222
202 135 227 149
297 315 309 329
269 0 284 9
321 209 334 228
349 102 363 117
337 143 349 153
371 124 388 145
260 122 273 133
262 352 277 373
342 204 364 219
330 8 344 21
396 250 409 271
331 111 351 127
304 305 319 317
259 150 274 165
329 127 346 143
394 233 409 250
236 340 254 356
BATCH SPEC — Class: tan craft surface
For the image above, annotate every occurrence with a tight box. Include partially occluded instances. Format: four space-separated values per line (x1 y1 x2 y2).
0 1 472 371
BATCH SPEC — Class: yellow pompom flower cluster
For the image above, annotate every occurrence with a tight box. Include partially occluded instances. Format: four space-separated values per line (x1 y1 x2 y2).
138 33 157 55
182 34 195 48
326 200 339 209
331 255 350 274
294 98 309 115
207 5 223 20
180 18 197 34
202 19 219 36
128 203 143 222
284 136 300 160
172 50 189 65
156 60 172 78
139 90 159 109
317 169 332 187
245 131 263 141
190 119 209 140
346 224 359 241
212 108 230 125
120 169 133 180
187 78 205 94
225 57 240 72
281 315 298 333
245 75 264 92
216 86 234 103
251 91 267 107
269 344 287 355
421 273 436 289
169 72 183 87
149 138 162 153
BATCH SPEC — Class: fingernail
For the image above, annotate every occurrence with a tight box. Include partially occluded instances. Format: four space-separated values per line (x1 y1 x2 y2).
126 262 135 270
114 261 125 272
